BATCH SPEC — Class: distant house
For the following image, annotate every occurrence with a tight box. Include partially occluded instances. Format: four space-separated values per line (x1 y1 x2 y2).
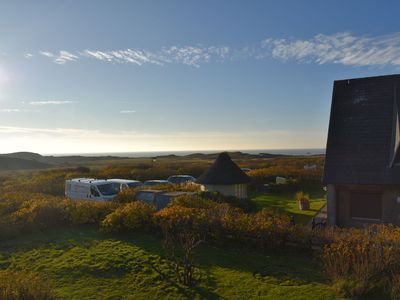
324 74 400 227
196 152 250 199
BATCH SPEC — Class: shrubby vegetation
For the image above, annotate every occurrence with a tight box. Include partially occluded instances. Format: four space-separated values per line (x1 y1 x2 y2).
0 270 54 300
5 155 400 297
321 225 400 299
101 201 156 233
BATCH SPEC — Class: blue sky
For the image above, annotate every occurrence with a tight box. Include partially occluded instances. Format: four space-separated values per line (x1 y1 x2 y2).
1 0 400 154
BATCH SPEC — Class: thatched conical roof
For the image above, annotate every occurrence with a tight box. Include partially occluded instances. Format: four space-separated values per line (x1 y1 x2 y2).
196 152 250 185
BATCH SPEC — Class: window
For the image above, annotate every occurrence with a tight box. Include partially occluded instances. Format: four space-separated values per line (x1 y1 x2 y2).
90 186 100 197
96 183 120 195
350 192 382 220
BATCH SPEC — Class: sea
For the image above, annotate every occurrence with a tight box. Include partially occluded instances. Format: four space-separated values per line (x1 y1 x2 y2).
51 148 325 157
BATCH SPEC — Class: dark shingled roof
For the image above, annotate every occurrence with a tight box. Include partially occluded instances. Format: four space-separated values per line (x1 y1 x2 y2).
196 152 250 185
323 74 400 185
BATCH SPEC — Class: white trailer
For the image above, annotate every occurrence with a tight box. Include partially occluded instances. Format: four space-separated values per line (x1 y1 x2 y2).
65 178 120 201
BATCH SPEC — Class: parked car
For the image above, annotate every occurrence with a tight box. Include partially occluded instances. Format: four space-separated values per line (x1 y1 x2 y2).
65 178 120 201
108 179 143 191
167 175 196 184
143 179 170 186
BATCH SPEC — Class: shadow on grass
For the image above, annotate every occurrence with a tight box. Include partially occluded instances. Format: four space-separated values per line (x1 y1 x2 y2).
0 226 328 296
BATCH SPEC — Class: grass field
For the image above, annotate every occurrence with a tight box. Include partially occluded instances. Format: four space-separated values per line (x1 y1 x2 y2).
251 190 326 225
0 227 342 300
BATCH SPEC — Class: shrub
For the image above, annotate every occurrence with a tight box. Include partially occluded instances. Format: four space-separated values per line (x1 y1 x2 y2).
11 196 70 230
67 200 117 226
0 217 19 240
0 270 54 300
114 187 141 203
390 274 400 300
322 225 400 298
170 194 218 209
101 202 155 233
197 191 256 212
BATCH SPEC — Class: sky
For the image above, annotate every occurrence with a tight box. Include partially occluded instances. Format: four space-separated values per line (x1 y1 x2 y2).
1 1 400 154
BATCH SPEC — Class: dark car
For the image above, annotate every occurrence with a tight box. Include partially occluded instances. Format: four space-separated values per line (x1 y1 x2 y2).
167 175 196 184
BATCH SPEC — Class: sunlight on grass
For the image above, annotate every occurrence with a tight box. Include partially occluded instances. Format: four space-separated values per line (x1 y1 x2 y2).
251 191 326 225
0 228 340 300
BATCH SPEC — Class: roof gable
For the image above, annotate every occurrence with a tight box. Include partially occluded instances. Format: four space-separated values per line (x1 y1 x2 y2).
323 74 400 185
196 152 250 185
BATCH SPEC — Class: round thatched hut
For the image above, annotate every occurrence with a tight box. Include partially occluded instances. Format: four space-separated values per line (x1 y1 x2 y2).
196 152 250 199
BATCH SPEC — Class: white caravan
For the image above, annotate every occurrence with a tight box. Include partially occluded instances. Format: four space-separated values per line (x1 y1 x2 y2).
108 179 143 191
65 178 120 201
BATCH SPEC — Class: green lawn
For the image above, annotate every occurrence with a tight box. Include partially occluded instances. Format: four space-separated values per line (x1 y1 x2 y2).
251 190 326 225
0 228 343 300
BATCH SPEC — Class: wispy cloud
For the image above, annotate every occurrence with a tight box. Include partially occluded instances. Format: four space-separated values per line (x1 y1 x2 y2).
260 32 400 66
120 110 136 114
35 32 400 67
29 100 75 106
39 51 54 58
38 46 230 67
24 53 33 59
39 50 78 64
0 108 22 113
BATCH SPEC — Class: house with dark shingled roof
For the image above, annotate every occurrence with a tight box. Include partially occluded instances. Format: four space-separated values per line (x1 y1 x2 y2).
196 152 250 199
324 74 400 227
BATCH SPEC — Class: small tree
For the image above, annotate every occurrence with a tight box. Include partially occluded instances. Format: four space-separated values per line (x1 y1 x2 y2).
155 206 205 286
164 229 203 286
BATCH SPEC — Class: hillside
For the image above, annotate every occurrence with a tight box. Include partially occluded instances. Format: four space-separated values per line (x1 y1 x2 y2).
0 156 50 171
0 152 129 169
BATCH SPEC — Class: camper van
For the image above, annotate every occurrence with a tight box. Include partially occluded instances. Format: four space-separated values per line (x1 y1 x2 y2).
108 179 143 191
65 178 120 201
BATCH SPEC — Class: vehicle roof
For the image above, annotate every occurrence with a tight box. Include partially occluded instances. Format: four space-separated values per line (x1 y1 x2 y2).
137 189 165 194
67 178 113 185
108 179 142 183
161 191 195 196
144 179 169 182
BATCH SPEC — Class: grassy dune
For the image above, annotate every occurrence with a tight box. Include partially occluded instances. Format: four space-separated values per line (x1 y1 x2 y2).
0 228 341 300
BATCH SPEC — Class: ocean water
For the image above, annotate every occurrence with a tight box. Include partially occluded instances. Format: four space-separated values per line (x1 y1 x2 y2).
52 148 325 157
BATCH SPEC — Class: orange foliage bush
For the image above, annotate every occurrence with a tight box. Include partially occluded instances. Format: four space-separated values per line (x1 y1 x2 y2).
0 270 54 300
67 200 117 226
101 201 155 233
322 225 400 298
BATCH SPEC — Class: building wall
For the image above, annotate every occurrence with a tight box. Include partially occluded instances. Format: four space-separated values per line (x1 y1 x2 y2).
331 184 400 227
201 184 248 199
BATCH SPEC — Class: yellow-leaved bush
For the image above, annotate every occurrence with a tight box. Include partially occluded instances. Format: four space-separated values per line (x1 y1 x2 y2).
321 225 400 299
101 201 156 233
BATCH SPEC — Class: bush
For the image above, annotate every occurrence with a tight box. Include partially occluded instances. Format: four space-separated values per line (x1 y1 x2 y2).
197 191 256 212
322 225 400 299
390 274 400 300
155 196 293 249
171 194 218 209
114 187 140 203
67 200 117 226
101 202 155 233
11 196 70 230
0 270 54 300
